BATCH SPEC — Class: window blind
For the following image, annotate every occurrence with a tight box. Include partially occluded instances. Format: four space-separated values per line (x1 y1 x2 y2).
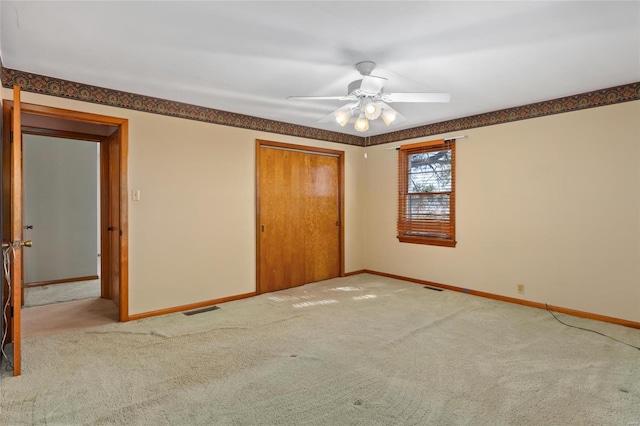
397 138 456 247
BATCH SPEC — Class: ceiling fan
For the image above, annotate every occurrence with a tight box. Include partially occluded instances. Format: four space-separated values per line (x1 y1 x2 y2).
288 61 450 132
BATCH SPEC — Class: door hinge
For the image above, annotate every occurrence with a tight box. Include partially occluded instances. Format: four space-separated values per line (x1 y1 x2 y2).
119 230 123 237
10 131 13 144
10 306 14 318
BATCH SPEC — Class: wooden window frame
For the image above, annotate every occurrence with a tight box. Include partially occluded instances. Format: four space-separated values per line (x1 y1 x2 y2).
397 139 456 247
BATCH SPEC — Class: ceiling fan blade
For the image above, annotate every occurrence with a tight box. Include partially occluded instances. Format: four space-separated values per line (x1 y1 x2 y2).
381 92 450 103
360 75 387 96
317 102 359 123
376 101 407 125
392 110 407 124
288 95 357 101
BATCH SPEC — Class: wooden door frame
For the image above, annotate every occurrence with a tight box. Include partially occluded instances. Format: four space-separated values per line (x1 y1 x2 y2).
2 101 129 323
255 139 345 294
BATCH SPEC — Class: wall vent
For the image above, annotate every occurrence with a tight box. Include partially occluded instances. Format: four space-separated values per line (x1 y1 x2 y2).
183 306 220 316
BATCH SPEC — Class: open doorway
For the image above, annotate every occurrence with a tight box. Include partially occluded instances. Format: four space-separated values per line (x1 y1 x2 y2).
22 134 102 309
2 96 129 369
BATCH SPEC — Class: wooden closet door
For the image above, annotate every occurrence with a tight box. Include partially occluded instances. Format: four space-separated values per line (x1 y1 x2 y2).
257 142 342 294
304 154 340 283
259 147 306 292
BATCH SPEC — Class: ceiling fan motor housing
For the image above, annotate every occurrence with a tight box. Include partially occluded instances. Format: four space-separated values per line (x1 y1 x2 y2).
355 61 376 76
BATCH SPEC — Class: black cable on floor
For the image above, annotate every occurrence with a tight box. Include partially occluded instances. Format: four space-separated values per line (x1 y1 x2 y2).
1 247 15 371
545 303 640 351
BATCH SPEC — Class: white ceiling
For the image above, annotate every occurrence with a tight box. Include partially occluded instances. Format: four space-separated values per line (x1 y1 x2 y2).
1 1 639 137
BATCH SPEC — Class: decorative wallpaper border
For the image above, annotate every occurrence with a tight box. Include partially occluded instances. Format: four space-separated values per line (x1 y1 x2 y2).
370 82 640 145
0 67 362 146
2 66 638 148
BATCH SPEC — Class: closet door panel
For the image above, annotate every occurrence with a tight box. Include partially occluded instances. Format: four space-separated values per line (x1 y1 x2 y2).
304 154 340 283
258 147 305 292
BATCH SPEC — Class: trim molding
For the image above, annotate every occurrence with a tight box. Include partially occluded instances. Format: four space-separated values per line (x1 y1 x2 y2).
25 275 99 288
1 68 361 146
370 82 640 145
344 270 366 277
2 67 638 148
360 270 640 330
127 291 256 321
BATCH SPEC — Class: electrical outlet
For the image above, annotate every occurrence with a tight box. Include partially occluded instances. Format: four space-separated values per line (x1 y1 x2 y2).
517 284 525 294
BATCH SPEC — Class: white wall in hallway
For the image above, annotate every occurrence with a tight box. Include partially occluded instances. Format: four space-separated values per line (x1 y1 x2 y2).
23 135 99 283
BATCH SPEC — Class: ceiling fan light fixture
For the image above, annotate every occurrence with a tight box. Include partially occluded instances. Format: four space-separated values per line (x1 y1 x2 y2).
289 62 450 132
381 108 398 126
364 101 382 120
354 114 369 132
334 109 351 126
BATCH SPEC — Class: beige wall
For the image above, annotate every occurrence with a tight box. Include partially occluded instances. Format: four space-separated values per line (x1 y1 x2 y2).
6 88 639 323
4 89 366 316
364 101 640 322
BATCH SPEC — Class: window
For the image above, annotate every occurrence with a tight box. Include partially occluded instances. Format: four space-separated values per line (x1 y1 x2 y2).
397 139 456 247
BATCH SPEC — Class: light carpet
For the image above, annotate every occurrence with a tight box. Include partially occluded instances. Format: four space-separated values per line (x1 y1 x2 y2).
23 280 101 308
1 274 639 425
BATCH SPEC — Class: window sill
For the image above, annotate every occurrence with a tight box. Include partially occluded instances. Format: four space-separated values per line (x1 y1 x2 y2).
397 235 457 247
